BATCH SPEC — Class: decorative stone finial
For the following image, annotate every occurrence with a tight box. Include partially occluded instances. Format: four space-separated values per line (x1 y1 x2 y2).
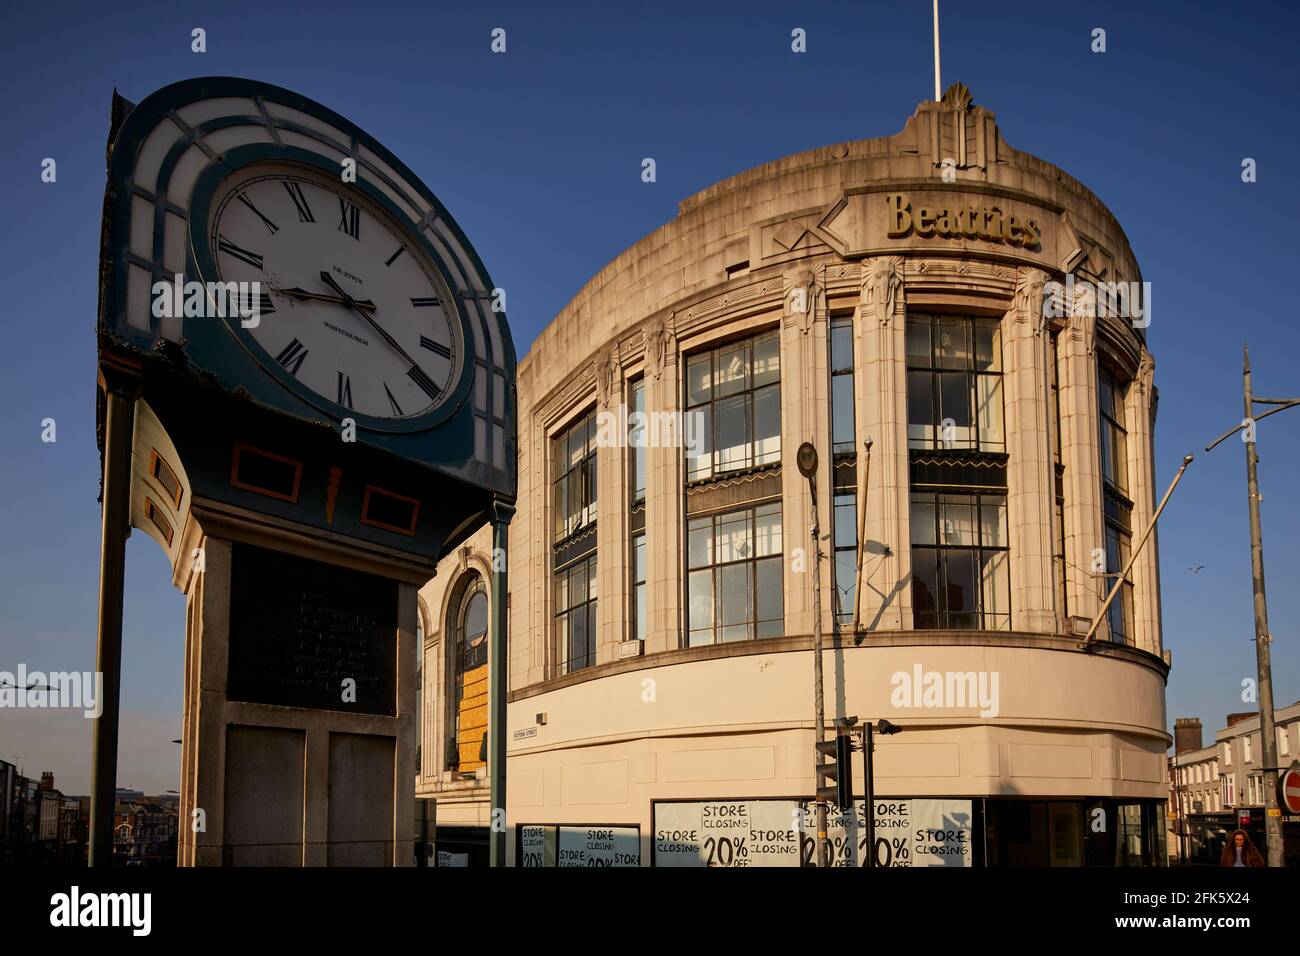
941 82 973 111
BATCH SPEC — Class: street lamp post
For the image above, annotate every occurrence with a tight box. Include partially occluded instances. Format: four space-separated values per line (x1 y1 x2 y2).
1203 346 1299 868
797 442 829 868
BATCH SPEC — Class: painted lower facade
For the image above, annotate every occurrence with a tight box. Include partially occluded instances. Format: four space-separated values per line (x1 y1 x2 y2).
417 85 1170 866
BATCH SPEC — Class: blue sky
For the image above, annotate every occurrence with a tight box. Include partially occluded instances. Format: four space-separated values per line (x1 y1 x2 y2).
1 0 1297 793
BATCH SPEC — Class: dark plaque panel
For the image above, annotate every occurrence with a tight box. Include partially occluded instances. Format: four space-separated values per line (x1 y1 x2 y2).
228 543 398 715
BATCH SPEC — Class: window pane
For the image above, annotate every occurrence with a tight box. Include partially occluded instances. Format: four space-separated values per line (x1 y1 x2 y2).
754 503 782 556
753 333 780 386
568 562 587 609
635 584 647 642
587 556 598 600
907 370 935 448
688 569 714 644
976 374 1004 450
906 320 931 368
687 354 712 407
833 494 857 548
935 318 971 370
556 613 569 666
754 384 780 465
1112 427 1128 494
1105 527 1122 581
715 510 753 563
554 569 568 611
631 381 646 501
910 495 936 546
687 405 713 480
834 550 857 622
688 517 713 569
715 343 749 397
831 374 856 452
1100 425 1116 486
830 320 853 372
980 550 1010 630
943 550 978 628
940 495 977 547
633 534 647 582
980 496 1008 549
465 591 488 642
912 549 940 629
551 435 566 480
715 394 749 472
552 475 566 539
568 422 586 469
1098 368 1115 421
570 605 589 669
938 371 974 446
566 468 582 532
974 322 1001 372
718 563 752 633
756 556 784 636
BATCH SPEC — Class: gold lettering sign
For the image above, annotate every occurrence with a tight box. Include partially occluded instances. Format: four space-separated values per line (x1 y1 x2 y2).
885 193 1040 249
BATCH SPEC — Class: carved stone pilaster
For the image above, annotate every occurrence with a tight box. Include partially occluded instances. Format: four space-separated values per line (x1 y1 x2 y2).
1013 267 1048 332
783 267 821 335
643 316 673 381
859 256 903 327
592 346 621 409
1135 350 1155 396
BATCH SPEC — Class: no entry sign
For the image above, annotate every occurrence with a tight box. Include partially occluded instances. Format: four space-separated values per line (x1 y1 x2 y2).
1279 767 1300 814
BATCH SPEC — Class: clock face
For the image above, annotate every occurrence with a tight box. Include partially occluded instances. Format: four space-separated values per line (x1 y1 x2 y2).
207 167 460 421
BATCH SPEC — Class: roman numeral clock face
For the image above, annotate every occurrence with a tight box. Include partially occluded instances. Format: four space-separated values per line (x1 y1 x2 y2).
208 169 459 422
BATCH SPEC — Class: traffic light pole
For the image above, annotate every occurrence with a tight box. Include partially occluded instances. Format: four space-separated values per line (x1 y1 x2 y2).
863 722 875 869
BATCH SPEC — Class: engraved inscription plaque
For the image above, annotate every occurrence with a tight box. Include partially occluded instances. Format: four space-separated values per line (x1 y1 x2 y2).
228 543 398 715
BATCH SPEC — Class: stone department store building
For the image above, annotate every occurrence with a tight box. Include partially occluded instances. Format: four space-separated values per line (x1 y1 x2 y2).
416 85 1169 867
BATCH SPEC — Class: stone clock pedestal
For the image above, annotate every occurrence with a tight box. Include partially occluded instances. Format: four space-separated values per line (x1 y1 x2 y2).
174 502 426 867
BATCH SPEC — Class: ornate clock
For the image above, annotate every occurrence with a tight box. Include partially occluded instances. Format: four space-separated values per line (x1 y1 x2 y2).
99 75 514 481
199 163 462 427
95 78 517 868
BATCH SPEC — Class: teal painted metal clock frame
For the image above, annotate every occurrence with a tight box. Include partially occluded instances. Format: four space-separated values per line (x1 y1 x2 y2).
186 144 475 435
99 76 517 495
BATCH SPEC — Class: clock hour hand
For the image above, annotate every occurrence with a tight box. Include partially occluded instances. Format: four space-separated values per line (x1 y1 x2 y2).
278 285 376 312
319 271 425 374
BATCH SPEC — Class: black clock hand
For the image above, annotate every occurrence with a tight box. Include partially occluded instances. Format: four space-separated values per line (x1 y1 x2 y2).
278 286 376 311
319 271 423 370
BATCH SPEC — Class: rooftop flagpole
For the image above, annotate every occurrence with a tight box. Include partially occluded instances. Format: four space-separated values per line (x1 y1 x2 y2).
933 0 942 100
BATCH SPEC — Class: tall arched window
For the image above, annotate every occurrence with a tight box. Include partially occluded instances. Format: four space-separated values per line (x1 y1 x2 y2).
449 577 489 774
415 601 425 775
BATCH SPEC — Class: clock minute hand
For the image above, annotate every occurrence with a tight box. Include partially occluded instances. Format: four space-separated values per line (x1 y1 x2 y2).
278 286 376 311
318 271 421 369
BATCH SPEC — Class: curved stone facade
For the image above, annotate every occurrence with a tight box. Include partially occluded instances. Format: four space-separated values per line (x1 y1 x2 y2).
418 86 1168 866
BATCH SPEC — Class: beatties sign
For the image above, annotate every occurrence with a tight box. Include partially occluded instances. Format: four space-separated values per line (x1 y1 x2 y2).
885 193 1041 249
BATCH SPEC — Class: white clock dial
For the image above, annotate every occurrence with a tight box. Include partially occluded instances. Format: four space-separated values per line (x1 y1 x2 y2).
209 169 459 420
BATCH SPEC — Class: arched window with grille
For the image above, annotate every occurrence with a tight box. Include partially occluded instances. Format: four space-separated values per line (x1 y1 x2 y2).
448 576 489 775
